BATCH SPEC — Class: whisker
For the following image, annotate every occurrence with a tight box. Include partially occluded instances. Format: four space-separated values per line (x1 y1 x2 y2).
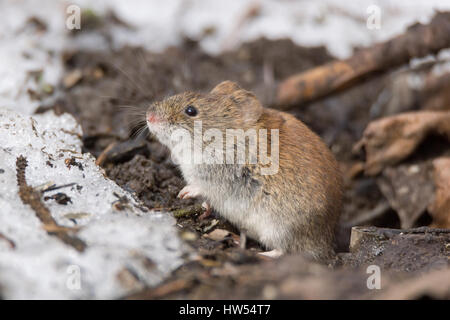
109 61 153 105
130 122 150 140
95 94 139 104
114 103 149 140
118 104 147 113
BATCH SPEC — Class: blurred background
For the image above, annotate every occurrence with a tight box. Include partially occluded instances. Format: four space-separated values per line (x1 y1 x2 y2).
2 0 450 112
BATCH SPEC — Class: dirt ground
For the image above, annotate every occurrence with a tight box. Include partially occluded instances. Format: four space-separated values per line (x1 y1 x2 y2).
41 37 450 299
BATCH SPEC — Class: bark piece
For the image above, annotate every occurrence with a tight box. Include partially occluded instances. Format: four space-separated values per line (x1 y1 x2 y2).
348 226 450 273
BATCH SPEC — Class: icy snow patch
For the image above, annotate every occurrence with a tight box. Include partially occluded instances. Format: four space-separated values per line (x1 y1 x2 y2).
0 107 186 299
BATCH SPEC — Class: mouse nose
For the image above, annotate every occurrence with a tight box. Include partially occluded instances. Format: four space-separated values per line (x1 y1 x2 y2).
147 112 160 124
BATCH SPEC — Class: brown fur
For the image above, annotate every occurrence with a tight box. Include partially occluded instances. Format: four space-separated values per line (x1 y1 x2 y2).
146 81 343 261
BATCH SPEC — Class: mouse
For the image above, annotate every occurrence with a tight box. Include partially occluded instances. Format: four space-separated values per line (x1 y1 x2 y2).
146 81 343 261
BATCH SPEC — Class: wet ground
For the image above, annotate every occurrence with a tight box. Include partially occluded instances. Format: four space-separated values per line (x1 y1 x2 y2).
41 38 450 299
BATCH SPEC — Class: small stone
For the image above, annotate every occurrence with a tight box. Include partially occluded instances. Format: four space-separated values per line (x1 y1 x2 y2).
180 231 197 241
63 69 83 88
204 228 231 241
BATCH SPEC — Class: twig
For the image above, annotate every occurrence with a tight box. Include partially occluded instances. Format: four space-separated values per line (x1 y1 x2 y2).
95 141 117 166
16 156 86 252
0 233 16 249
276 12 450 109
344 201 391 227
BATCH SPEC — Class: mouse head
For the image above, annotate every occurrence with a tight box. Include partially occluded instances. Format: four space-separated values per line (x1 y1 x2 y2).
146 81 263 145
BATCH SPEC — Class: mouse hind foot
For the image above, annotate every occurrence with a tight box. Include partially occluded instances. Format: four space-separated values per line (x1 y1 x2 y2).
198 201 212 220
258 249 283 259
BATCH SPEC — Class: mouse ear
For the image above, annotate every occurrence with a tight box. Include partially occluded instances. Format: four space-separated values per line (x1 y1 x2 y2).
212 81 263 125
232 90 263 126
211 81 241 95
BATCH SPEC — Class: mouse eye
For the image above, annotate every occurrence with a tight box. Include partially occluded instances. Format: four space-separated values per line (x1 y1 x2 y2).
184 105 198 117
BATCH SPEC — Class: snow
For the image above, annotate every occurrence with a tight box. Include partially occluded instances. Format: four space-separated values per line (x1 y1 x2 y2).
0 108 186 299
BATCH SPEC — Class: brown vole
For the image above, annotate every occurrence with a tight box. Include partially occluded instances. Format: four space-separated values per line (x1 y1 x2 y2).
146 81 343 261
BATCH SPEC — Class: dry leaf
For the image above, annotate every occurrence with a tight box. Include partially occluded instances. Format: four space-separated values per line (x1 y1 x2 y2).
355 111 450 175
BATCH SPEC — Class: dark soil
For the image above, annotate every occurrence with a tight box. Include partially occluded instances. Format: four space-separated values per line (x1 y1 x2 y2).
45 37 449 299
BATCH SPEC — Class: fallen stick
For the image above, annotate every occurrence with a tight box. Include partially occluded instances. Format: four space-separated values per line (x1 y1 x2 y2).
276 12 450 109
16 156 87 252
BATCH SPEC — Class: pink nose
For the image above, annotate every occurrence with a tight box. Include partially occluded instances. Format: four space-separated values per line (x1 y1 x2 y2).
147 113 159 123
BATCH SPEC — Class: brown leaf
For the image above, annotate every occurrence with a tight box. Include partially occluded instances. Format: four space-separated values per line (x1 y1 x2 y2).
355 111 450 175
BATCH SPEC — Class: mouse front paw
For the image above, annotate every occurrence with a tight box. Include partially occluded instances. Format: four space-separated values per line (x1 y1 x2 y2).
177 185 202 199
